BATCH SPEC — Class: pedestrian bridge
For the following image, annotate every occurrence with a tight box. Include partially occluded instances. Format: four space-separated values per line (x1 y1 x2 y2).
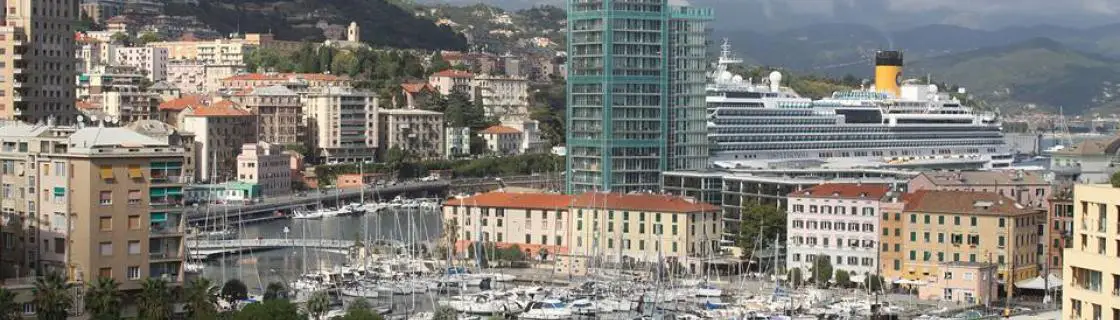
188 238 358 250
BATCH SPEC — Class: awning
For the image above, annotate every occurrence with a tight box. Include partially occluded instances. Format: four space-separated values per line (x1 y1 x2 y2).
99 167 113 179
1015 273 1062 290
128 166 143 179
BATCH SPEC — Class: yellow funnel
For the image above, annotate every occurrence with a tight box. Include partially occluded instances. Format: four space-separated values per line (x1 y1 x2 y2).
874 51 903 97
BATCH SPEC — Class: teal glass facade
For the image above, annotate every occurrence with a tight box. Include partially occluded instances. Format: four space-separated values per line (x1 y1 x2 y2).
566 0 712 194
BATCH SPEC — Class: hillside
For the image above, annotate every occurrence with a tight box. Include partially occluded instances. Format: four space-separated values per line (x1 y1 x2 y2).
908 38 1120 114
412 3 565 53
166 0 467 50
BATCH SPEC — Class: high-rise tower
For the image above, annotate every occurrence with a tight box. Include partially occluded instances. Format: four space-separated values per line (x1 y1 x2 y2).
565 0 712 194
0 0 80 123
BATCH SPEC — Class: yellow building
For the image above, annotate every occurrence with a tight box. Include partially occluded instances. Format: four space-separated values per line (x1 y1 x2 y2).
1063 184 1120 320
442 191 722 275
901 190 1042 294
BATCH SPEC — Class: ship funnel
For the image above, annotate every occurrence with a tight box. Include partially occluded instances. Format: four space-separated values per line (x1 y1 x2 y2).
874 50 903 98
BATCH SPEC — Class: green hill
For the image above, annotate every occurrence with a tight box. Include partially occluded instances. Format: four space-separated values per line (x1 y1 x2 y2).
166 0 467 50
907 38 1120 114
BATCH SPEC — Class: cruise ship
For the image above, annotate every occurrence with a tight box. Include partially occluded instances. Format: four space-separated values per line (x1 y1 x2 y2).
706 41 1013 169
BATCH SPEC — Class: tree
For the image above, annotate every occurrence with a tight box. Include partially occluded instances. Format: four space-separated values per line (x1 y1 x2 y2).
428 52 451 74
340 299 383 320
834 269 852 288
233 299 304 320
183 278 219 320
263 282 288 301
109 32 131 45
84 277 122 320
221 279 249 304
305 291 331 320
432 306 457 320
787 267 803 289
0 288 21 320
1111 171 1120 188
811 255 834 288
732 203 786 255
32 272 71 320
137 278 173 320
137 32 164 45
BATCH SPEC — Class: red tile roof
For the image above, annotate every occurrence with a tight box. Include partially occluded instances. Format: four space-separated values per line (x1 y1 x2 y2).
444 192 572 210
158 95 207 111
481 125 521 134
186 100 253 117
904 190 1038 216
430 69 474 79
76 100 98 110
440 51 463 60
570 192 719 213
789 183 890 199
401 82 433 94
444 191 718 214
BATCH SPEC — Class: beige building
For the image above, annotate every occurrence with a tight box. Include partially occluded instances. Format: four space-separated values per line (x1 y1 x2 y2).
901 190 1042 294
179 101 258 182
221 73 353 90
378 109 444 160
909 170 1052 209
0 121 188 287
236 142 290 198
166 61 246 94
303 87 378 163
77 65 159 123
0 0 80 123
148 40 252 65
1063 184 1120 320
442 191 722 274
917 262 998 305
227 85 302 145
428 69 474 96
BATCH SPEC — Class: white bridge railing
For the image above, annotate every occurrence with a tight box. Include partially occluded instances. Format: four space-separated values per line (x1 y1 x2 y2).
187 238 356 249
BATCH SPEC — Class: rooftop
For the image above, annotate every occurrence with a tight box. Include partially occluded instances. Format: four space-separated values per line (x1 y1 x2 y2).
904 190 1038 216
69 127 167 149
1053 135 1120 156
184 100 253 117
431 69 474 79
918 170 1049 186
480 125 521 134
159 95 208 111
380 108 443 115
444 192 571 210
244 85 298 96
789 183 891 199
401 82 434 94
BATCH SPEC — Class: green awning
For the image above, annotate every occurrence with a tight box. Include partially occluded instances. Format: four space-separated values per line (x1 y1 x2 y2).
150 188 166 197
52 187 65 197
166 187 183 195
150 212 167 222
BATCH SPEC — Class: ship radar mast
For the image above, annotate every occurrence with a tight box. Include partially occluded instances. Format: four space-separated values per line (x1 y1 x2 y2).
718 38 743 68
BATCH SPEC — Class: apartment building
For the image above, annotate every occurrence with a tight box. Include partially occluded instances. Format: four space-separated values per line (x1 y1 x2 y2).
917 262 998 305
445 126 471 159
303 87 378 163
77 65 158 123
77 41 118 74
470 74 530 121
479 125 522 155
909 171 1052 209
1050 135 1120 184
157 94 208 127
879 191 908 281
148 40 252 65
1047 184 1074 272
901 190 1043 294
441 191 722 274
378 109 443 160
179 101 258 182
226 85 302 145
236 142 290 198
113 47 169 82
0 121 188 287
786 184 891 278
1063 184 1120 320
0 0 80 123
428 70 474 96
221 73 352 90
166 61 246 94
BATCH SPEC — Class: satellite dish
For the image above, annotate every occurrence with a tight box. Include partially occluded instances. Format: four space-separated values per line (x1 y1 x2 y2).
90 115 100 122
77 115 84 123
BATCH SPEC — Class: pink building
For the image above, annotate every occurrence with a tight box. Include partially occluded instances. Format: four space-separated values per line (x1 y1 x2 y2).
918 262 998 305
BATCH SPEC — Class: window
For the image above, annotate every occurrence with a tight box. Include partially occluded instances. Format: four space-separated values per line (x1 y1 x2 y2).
910 214 916 223
128 216 140 230
970 217 977 226
909 250 916 261
999 218 1005 228
54 238 64 254
99 242 112 256
938 216 945 225
128 241 140 255
127 266 140 280
98 267 111 278
128 190 141 205
524 234 531 244
924 215 930 224
954 216 960 225
99 217 112 231
99 191 111 205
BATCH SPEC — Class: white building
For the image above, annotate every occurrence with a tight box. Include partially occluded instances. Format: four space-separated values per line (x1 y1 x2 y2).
445 126 471 158
480 125 522 155
502 119 548 154
427 69 474 96
167 61 246 94
471 74 530 121
236 142 291 198
114 47 169 82
786 183 890 278
302 87 378 163
378 109 444 160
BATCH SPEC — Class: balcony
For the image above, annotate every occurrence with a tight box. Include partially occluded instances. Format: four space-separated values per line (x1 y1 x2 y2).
149 175 187 184
149 196 184 209
148 250 182 261
149 221 183 236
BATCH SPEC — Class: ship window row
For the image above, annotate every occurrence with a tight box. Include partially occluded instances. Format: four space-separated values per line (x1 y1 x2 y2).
713 139 1005 151
709 126 1001 134
708 105 813 114
711 109 818 117
709 118 836 125
710 132 1002 142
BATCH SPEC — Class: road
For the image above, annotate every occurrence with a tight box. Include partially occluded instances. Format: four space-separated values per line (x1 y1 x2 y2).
185 180 449 223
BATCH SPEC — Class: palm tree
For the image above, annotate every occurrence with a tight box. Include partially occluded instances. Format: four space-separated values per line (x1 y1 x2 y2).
84 277 122 320
305 291 330 320
32 271 72 320
263 282 287 301
432 306 457 320
0 288 21 320
182 278 219 320
137 278 173 320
